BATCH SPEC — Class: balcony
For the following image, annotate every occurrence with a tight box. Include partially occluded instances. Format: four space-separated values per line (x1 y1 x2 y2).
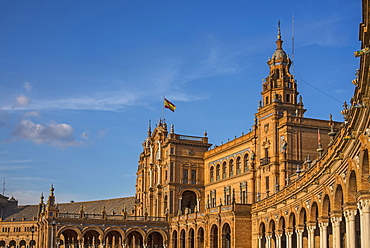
260 157 270 166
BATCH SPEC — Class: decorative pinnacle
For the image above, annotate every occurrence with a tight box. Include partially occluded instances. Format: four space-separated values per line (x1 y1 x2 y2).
277 20 281 40
50 184 54 196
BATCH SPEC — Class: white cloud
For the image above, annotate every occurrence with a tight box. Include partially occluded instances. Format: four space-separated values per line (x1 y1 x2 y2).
11 120 83 147
13 95 31 108
23 111 40 118
81 131 90 140
23 81 32 92
0 165 30 170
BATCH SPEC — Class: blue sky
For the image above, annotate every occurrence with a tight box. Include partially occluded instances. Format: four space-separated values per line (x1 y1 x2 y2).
0 1 362 204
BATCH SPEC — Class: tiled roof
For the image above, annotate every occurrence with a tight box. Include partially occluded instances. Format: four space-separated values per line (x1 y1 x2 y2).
1 204 38 222
57 197 135 215
0 196 135 222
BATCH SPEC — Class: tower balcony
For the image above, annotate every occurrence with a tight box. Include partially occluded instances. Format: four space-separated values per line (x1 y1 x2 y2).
260 157 270 166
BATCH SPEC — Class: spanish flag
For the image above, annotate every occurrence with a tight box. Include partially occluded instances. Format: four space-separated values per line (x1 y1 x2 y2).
164 98 176 112
354 47 370 57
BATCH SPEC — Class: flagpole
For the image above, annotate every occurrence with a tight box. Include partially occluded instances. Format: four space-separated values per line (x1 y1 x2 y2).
162 95 165 122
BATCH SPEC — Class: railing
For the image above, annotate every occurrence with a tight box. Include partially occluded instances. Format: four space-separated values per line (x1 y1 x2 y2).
260 157 270 166
58 213 166 222
179 135 203 141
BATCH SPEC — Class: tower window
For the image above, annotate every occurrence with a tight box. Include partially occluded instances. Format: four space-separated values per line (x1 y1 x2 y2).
265 96 269 105
191 170 197 184
286 94 290 103
182 169 188 184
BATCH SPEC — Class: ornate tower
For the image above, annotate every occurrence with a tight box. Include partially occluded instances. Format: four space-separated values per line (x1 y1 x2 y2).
260 21 306 117
255 22 307 199
135 120 211 218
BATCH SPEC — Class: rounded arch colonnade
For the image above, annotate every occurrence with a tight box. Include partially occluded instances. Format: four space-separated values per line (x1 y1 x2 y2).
171 222 232 248
56 226 167 248
256 168 369 248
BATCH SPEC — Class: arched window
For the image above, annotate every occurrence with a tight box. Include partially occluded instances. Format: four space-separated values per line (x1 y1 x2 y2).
236 157 241 174
216 164 220 181
244 154 249 172
222 162 227 178
229 159 234 177
210 166 214 182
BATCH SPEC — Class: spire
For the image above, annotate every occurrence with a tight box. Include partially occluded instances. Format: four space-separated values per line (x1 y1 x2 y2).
40 193 44 204
148 119 152 137
47 184 55 206
276 20 283 50
50 184 54 196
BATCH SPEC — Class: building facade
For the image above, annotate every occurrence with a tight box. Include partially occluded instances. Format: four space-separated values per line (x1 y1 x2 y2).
0 0 369 247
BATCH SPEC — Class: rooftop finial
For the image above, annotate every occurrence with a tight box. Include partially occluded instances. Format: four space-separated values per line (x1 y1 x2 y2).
277 20 281 40
50 184 54 196
40 193 44 204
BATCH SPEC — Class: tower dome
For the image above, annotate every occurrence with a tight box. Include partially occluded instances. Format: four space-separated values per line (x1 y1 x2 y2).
269 21 290 66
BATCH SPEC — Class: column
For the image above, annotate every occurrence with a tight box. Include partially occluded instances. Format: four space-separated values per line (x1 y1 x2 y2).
330 216 342 248
257 236 262 248
318 222 329 248
344 208 357 248
285 231 293 248
306 224 316 248
358 199 370 248
275 231 283 248
265 233 272 248
149 168 153 188
157 165 162 185
295 228 304 248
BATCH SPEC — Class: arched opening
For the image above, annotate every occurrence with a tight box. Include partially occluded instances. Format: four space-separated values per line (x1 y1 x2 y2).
19 240 26 248
197 227 204 248
0 241 5 248
222 162 227 178
105 230 122 248
310 202 320 245
229 159 234 177
164 195 168 214
60 229 79 248
126 231 144 248
180 190 197 214
362 149 369 186
210 224 218 248
259 223 266 248
288 213 297 248
298 208 308 248
83 230 100 247
210 166 215 182
222 223 231 248
244 154 249 172
322 194 333 247
279 216 286 248
9 241 16 248
147 231 164 248
333 184 346 247
236 157 241 174
180 229 186 248
189 228 195 248
216 164 221 180
172 230 178 248
268 220 276 248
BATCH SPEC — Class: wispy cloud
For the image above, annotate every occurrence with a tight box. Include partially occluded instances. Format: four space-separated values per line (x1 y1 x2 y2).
24 111 40 118
0 165 30 170
11 119 83 147
13 95 31 108
0 159 32 164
